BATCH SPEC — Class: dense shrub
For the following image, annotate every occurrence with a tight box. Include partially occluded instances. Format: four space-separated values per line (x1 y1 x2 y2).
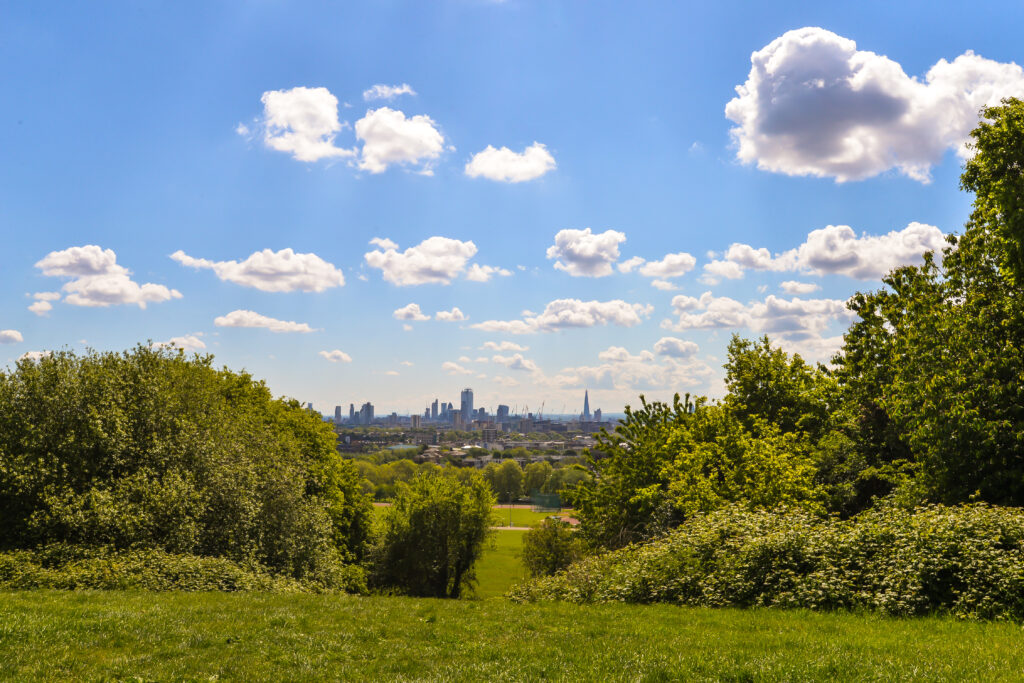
521 518 584 578
370 470 495 598
0 546 366 592
509 504 1024 620
0 346 372 589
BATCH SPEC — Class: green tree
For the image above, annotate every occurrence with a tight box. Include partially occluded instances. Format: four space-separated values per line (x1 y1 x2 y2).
521 518 583 577
0 345 372 582
723 335 830 439
370 470 495 598
484 459 524 503
523 461 553 495
574 394 822 549
961 97 1024 282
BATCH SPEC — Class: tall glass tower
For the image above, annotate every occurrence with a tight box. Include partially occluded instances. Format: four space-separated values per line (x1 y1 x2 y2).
460 388 474 421
583 390 591 420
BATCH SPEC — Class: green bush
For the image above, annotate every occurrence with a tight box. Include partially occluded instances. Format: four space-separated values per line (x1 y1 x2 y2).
0 346 372 589
0 546 367 593
509 503 1024 620
521 518 584 578
370 470 495 598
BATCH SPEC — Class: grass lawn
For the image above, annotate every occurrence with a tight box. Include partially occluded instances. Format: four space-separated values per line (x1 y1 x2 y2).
473 529 527 598
4 591 1024 681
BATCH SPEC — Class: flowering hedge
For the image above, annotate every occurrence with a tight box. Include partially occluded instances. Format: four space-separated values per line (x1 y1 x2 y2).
509 504 1024 620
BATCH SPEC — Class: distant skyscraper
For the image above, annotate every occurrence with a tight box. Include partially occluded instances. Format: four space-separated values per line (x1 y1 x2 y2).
411 415 421 428
497 404 509 421
594 408 602 422
334 405 342 422
461 388 474 422
431 399 439 420
583 390 591 420
349 404 355 422
359 401 374 424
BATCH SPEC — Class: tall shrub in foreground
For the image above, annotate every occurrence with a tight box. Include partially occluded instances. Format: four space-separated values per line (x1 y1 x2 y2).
0 345 372 589
371 470 495 598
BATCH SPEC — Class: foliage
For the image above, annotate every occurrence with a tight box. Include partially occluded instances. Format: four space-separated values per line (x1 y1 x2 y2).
0 345 372 587
511 503 1024 621
521 518 584 578
723 335 831 439
573 394 822 549
483 459 524 502
523 461 553 494
961 97 1024 282
0 546 366 593
370 470 495 597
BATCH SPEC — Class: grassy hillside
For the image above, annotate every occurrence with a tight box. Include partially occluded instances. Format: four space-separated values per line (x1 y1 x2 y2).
4 591 1024 681
474 529 527 598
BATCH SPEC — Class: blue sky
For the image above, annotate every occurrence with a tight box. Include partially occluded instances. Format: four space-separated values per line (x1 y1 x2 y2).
3 1 1023 415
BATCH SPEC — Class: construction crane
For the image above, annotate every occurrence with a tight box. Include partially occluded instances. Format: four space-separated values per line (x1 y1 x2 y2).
538 401 545 419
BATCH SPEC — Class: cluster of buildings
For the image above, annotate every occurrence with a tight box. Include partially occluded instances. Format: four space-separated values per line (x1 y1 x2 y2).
329 388 607 435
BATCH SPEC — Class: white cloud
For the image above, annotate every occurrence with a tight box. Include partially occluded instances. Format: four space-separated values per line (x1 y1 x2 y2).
617 256 646 274
355 107 445 174
214 310 315 333
720 222 947 280
638 252 697 279
654 337 700 358
363 83 417 101
546 228 626 277
597 346 654 363
319 349 353 363
385 370 400 376
171 248 344 292
19 351 50 362
700 259 746 285
442 361 473 375
650 280 678 291
259 86 355 162
726 27 1024 182
481 341 529 352
471 298 652 334
152 334 207 352
365 236 477 286
465 263 512 282
400 361 414 367
465 142 556 182
780 281 821 294
491 353 540 372
0 330 23 344
28 291 60 315
393 303 430 321
662 291 852 360
36 245 181 309
369 237 398 250
549 352 713 394
436 307 468 322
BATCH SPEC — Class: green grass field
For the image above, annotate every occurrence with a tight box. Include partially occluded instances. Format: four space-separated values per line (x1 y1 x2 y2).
491 506 564 527
474 529 527 598
4 591 1024 681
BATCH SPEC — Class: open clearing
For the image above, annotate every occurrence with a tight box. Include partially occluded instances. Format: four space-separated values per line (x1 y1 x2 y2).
4 591 1024 681
474 529 528 598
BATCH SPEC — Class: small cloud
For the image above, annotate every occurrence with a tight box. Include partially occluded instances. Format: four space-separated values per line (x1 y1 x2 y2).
384 370 400 376
393 303 430 321
0 330 24 344
436 307 468 322
651 279 678 291
319 349 353 363
214 310 315 333
363 83 417 101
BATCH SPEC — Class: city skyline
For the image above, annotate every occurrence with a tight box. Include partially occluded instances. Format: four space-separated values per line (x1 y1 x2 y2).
4 3 1024 413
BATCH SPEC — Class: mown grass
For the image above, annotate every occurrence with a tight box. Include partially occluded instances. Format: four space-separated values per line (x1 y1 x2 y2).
491 506 560 527
474 529 527 598
3 591 1024 681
